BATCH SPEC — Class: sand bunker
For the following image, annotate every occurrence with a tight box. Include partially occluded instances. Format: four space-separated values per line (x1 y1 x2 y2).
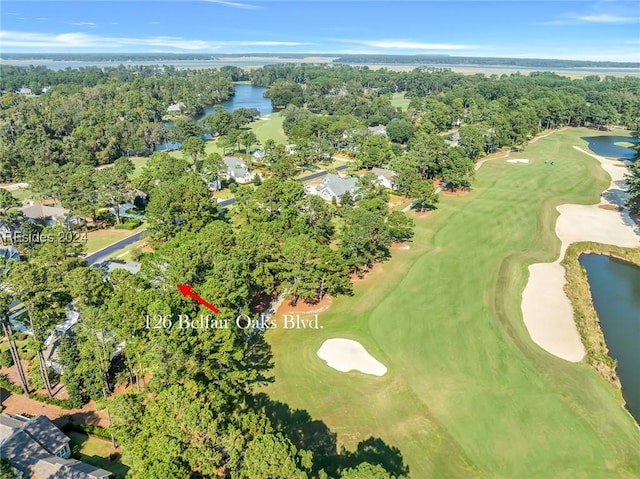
521 146 639 362
507 159 529 163
317 338 387 376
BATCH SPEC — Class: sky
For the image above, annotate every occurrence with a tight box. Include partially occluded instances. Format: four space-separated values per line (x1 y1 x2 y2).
1 1 639 62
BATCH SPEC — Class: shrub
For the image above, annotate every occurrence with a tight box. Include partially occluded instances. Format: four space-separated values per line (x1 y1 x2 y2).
0 374 22 394
114 219 143 230
31 393 75 409
229 182 238 193
0 350 13 368
97 212 116 226
63 422 113 440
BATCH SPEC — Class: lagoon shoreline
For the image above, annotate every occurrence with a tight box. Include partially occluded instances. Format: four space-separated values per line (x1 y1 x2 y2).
521 134 639 369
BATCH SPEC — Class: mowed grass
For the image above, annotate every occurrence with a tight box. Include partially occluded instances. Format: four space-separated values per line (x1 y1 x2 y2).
68 431 130 478
85 224 146 253
170 112 287 162
390 92 411 110
250 112 286 144
264 128 640 478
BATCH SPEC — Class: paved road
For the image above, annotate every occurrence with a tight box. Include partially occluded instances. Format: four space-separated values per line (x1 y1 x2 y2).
84 164 352 260
84 230 146 265
217 164 349 208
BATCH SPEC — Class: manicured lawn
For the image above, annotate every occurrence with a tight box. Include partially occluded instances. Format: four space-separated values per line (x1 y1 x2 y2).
264 128 640 478
212 189 236 200
249 112 287 144
106 238 148 262
390 92 411 110
130 156 149 178
9 187 37 202
68 431 130 478
85 225 146 254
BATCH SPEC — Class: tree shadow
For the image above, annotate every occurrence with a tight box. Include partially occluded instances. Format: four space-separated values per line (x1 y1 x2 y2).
250 393 409 477
339 437 410 477
244 332 275 386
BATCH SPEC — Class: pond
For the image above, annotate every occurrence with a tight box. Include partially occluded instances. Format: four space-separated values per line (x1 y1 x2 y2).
579 254 640 424
581 135 638 160
209 83 273 117
156 84 272 151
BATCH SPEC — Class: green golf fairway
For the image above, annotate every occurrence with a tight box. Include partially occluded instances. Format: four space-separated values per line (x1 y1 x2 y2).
264 128 640 478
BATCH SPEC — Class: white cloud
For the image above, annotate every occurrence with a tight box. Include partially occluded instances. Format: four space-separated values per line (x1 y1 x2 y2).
202 0 260 10
575 14 640 24
68 22 96 27
345 39 478 51
0 30 310 51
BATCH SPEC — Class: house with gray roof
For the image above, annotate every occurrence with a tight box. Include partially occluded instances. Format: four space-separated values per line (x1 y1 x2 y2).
0 246 20 261
0 414 111 479
0 220 17 244
368 124 387 136
223 156 253 184
371 167 397 190
444 131 461 147
315 174 359 203
19 203 77 227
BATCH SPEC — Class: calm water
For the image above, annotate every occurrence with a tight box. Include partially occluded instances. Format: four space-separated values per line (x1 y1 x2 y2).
582 135 638 160
156 84 271 151
218 83 273 116
579 254 640 424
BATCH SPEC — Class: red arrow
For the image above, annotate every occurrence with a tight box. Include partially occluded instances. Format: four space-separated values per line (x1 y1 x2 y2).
177 284 220 314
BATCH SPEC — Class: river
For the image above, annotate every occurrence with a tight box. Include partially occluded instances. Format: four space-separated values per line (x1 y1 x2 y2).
579 254 640 424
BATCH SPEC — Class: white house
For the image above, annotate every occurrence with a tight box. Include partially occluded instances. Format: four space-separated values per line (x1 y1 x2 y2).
314 174 359 203
371 167 397 190
15 87 32 95
444 131 461 147
0 221 16 244
223 156 253 184
167 101 185 113
368 125 387 136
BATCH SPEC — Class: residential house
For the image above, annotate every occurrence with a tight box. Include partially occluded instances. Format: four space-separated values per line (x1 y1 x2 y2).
314 174 359 203
371 167 397 190
223 156 253 184
100 260 141 275
167 101 185 113
444 131 461 147
252 149 265 162
368 125 387 136
19 203 76 227
0 414 111 479
43 307 81 374
0 220 17 244
15 87 32 95
0 246 20 261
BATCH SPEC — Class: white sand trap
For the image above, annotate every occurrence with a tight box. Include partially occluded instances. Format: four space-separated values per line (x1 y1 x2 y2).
521 146 640 362
507 159 529 163
317 338 387 376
